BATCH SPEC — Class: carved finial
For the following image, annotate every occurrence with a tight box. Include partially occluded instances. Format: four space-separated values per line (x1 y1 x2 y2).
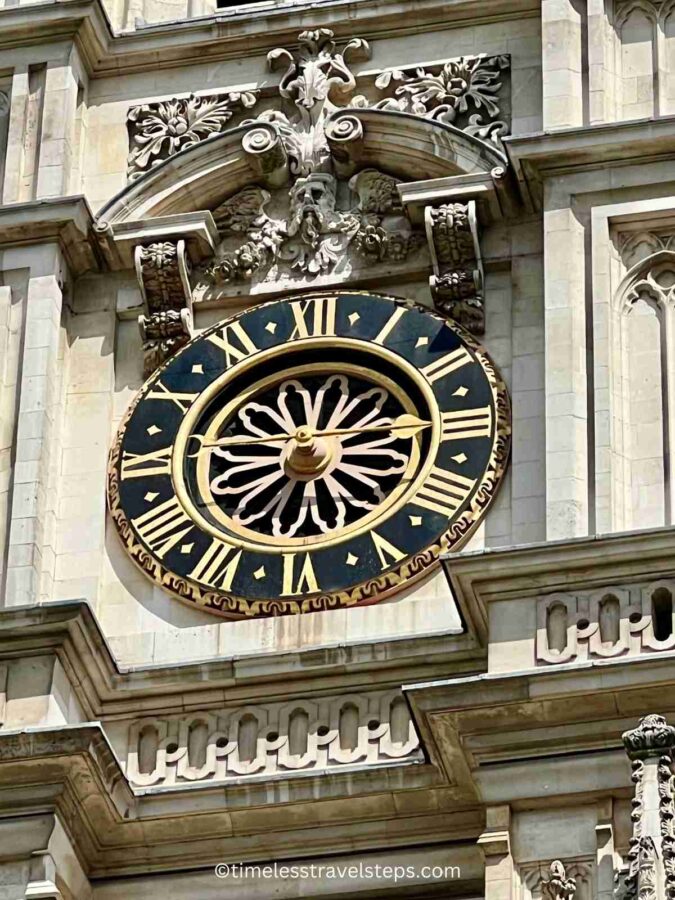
621 715 675 900
622 714 675 761
541 860 577 900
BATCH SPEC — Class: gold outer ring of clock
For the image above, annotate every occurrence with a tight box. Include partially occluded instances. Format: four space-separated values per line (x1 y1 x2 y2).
173 337 441 552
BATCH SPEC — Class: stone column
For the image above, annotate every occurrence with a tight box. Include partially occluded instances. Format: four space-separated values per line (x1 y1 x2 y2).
542 0 585 130
5 246 65 606
543 188 589 539
35 58 80 200
621 714 675 900
478 806 514 900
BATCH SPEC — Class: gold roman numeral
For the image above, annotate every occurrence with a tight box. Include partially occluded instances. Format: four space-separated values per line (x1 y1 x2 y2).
207 321 258 367
121 446 172 479
441 406 493 441
146 380 198 414
290 297 336 339
280 552 319 596
371 531 405 570
132 496 192 559
412 466 476 518
189 538 241 591
373 307 406 345
421 347 473 384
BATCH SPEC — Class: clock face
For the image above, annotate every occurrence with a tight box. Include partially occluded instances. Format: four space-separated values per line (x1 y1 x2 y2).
108 292 510 617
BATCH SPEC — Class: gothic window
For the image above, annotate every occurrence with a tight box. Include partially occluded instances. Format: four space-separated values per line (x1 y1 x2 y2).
615 234 675 529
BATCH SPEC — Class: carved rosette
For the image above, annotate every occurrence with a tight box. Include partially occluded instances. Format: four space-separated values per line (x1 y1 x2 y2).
622 715 675 900
135 240 193 376
127 91 258 180
425 200 484 333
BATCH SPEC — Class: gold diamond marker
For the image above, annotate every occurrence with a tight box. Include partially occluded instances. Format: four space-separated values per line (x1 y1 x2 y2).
415 336 429 348
346 553 359 566
452 452 468 464
453 385 468 397
265 322 277 334
144 491 159 502
409 515 422 527
254 566 266 580
348 312 360 326
146 425 161 436
192 364 204 374
180 543 194 554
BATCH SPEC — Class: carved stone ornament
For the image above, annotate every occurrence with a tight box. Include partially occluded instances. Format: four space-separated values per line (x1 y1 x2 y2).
185 30 436 289
125 688 422 788
127 91 258 180
135 240 193 376
367 53 510 150
124 30 509 331
541 861 577 900
426 200 485 333
621 715 675 900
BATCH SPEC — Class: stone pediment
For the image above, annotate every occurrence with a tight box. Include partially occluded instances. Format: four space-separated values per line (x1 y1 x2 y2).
95 29 515 373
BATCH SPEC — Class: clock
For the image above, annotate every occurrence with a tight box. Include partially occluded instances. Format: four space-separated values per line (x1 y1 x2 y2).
108 292 510 617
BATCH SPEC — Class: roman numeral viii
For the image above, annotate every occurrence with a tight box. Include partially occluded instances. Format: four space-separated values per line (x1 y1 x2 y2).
131 497 192 559
412 466 476 519
441 407 493 441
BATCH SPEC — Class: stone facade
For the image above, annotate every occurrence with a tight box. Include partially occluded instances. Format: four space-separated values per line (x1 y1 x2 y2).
0 0 674 897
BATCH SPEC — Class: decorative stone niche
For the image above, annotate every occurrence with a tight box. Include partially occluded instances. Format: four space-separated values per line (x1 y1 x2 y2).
518 859 594 900
536 580 675 664
125 689 422 787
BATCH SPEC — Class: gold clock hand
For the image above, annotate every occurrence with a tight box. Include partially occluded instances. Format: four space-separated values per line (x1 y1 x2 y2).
187 431 293 455
188 414 432 456
314 414 432 440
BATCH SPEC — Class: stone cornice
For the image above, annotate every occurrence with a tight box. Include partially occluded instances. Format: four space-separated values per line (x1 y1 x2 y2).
0 0 538 78
441 524 675 646
0 601 477 719
0 723 478 875
404 647 675 807
505 116 675 210
0 196 99 275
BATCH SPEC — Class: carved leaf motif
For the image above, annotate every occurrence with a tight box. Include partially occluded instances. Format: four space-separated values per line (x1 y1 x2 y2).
127 91 258 179
371 54 510 149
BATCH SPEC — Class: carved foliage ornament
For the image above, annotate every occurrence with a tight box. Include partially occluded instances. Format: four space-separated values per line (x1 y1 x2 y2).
127 91 258 180
368 53 510 149
125 36 509 180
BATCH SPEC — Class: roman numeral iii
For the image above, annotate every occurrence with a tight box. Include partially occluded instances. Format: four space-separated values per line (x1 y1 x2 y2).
441 406 493 441
412 466 476 518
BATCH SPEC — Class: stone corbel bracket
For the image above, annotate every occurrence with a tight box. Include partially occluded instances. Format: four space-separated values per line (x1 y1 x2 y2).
135 239 193 377
94 211 219 374
425 200 484 334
